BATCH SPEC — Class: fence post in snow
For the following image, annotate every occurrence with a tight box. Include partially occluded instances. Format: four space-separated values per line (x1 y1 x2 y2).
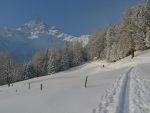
28 82 30 90
40 84 43 90
102 64 104 68
85 76 88 88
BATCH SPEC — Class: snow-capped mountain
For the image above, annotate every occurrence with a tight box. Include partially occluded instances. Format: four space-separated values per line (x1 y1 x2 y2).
17 18 89 42
0 18 89 62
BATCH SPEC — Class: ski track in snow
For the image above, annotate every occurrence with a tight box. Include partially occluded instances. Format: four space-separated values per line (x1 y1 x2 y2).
117 67 132 113
94 67 133 113
94 63 150 113
94 50 150 113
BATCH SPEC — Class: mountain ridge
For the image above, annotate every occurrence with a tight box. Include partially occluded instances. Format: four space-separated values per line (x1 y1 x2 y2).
0 18 89 62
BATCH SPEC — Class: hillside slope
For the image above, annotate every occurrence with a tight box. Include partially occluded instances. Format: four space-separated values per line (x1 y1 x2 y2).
94 50 150 113
0 50 150 113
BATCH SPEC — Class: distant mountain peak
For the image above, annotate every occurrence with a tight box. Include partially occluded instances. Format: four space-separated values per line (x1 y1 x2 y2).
17 18 49 39
15 19 90 44
0 18 89 62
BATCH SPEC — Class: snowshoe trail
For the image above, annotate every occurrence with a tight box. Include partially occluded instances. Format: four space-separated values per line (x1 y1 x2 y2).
117 67 132 113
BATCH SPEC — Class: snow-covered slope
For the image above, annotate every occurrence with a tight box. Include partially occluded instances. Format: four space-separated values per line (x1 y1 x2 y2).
0 61 125 113
0 18 89 62
0 50 150 113
93 50 150 113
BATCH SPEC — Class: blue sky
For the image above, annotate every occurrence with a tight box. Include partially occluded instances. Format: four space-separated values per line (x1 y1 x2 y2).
0 0 146 36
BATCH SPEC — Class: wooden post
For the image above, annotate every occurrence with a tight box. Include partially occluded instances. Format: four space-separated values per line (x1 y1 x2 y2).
40 84 43 90
28 82 30 89
85 76 88 88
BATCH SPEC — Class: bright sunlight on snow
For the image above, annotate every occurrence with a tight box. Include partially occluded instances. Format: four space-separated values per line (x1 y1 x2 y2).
0 50 150 113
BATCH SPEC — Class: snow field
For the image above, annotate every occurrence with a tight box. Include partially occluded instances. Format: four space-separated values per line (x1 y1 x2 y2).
94 50 150 113
130 65 150 113
0 62 123 113
94 67 132 113
0 50 150 113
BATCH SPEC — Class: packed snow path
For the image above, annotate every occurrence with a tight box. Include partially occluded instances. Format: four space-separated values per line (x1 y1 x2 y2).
95 50 150 113
94 68 133 113
117 68 132 113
